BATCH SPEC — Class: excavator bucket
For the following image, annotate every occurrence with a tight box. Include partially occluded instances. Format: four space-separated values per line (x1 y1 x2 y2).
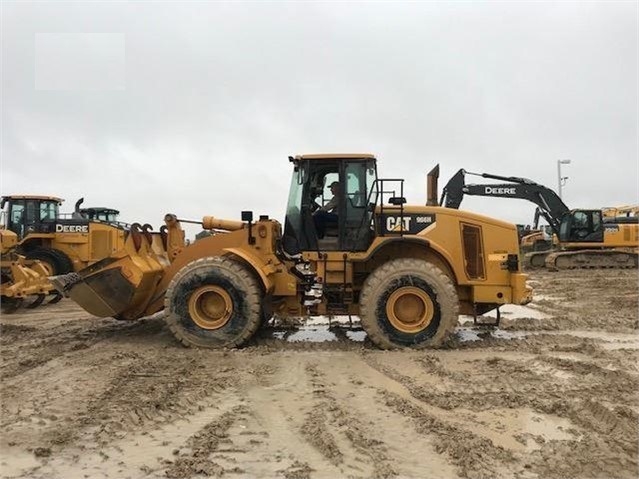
50 225 169 319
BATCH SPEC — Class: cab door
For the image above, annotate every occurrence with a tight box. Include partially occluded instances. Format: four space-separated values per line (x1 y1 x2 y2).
340 160 377 251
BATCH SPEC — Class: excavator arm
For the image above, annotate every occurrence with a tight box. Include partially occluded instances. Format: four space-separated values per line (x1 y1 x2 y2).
440 169 570 236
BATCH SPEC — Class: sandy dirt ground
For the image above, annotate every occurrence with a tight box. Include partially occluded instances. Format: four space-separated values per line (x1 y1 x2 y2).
1 269 638 479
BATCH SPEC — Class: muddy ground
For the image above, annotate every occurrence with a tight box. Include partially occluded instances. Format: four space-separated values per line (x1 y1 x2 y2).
1 269 638 479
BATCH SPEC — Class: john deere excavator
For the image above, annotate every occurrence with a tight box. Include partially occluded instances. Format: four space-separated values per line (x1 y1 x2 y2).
51 154 532 350
440 169 638 270
0 195 129 313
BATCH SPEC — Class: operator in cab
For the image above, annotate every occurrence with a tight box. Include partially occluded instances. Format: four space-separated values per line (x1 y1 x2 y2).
313 181 340 239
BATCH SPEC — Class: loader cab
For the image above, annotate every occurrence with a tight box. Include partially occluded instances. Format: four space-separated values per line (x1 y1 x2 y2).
1 195 62 240
79 207 120 223
283 154 379 254
558 209 604 243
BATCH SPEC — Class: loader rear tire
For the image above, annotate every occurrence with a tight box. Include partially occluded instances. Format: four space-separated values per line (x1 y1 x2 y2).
164 256 262 348
360 259 459 349
25 248 74 275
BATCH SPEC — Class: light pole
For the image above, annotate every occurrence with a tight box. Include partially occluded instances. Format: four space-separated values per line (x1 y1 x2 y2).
557 159 571 200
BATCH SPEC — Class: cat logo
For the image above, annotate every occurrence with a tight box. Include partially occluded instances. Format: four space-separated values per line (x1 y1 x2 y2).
386 216 411 232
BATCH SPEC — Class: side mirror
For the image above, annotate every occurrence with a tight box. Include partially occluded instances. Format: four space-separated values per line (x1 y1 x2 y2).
241 211 253 222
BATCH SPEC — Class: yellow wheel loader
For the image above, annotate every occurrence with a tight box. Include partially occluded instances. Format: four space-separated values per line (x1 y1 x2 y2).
0 195 129 313
0 195 128 275
51 154 532 349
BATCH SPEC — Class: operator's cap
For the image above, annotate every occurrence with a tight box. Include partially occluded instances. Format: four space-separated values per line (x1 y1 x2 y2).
329 181 339 188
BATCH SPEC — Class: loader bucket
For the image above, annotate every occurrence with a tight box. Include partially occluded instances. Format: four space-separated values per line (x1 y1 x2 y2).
51 252 166 319
51 268 135 317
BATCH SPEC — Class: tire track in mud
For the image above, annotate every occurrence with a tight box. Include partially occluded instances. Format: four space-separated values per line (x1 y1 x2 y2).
163 405 248 479
379 391 514 479
6 353 279 479
300 363 397 478
309 354 461 479
0 316 167 379
59 353 243 447
212 354 345 478
360 355 516 479
364 352 638 479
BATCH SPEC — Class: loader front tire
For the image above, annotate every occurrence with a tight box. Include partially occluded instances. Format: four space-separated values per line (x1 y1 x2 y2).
25 248 74 275
360 259 459 349
164 256 262 348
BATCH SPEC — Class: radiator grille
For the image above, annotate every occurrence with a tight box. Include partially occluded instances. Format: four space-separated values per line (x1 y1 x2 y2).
462 223 485 280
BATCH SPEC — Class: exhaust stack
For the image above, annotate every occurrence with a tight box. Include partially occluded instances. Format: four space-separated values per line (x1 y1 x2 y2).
426 164 440 206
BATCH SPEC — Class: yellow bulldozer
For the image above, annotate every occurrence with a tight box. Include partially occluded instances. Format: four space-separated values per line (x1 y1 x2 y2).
0 195 129 313
51 154 532 349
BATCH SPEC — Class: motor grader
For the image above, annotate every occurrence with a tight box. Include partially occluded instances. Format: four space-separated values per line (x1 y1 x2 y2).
52 154 532 349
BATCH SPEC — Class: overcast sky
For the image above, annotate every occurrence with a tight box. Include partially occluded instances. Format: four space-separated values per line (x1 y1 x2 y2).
2 1 637 238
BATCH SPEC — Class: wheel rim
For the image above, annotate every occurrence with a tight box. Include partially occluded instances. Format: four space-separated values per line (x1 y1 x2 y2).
386 286 435 333
188 285 233 330
38 261 55 276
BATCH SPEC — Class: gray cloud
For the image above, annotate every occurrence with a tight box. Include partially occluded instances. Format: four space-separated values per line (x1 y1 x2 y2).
2 1 637 237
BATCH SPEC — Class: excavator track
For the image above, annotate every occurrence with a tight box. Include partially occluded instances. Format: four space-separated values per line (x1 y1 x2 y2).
524 251 550 269
545 249 638 271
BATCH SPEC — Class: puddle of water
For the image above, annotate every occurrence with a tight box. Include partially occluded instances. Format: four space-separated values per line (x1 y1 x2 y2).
545 330 639 350
459 304 550 327
287 327 338 342
532 294 563 302
268 315 365 343
270 323 365 343
455 326 639 350
456 328 531 343
345 330 367 342
456 329 482 342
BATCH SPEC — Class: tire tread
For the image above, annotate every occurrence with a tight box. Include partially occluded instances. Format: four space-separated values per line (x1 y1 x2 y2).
360 258 459 349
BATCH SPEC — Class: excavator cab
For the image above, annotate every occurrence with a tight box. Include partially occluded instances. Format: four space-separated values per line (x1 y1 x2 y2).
79 207 120 223
559 209 604 243
1 196 62 240
282 154 378 254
